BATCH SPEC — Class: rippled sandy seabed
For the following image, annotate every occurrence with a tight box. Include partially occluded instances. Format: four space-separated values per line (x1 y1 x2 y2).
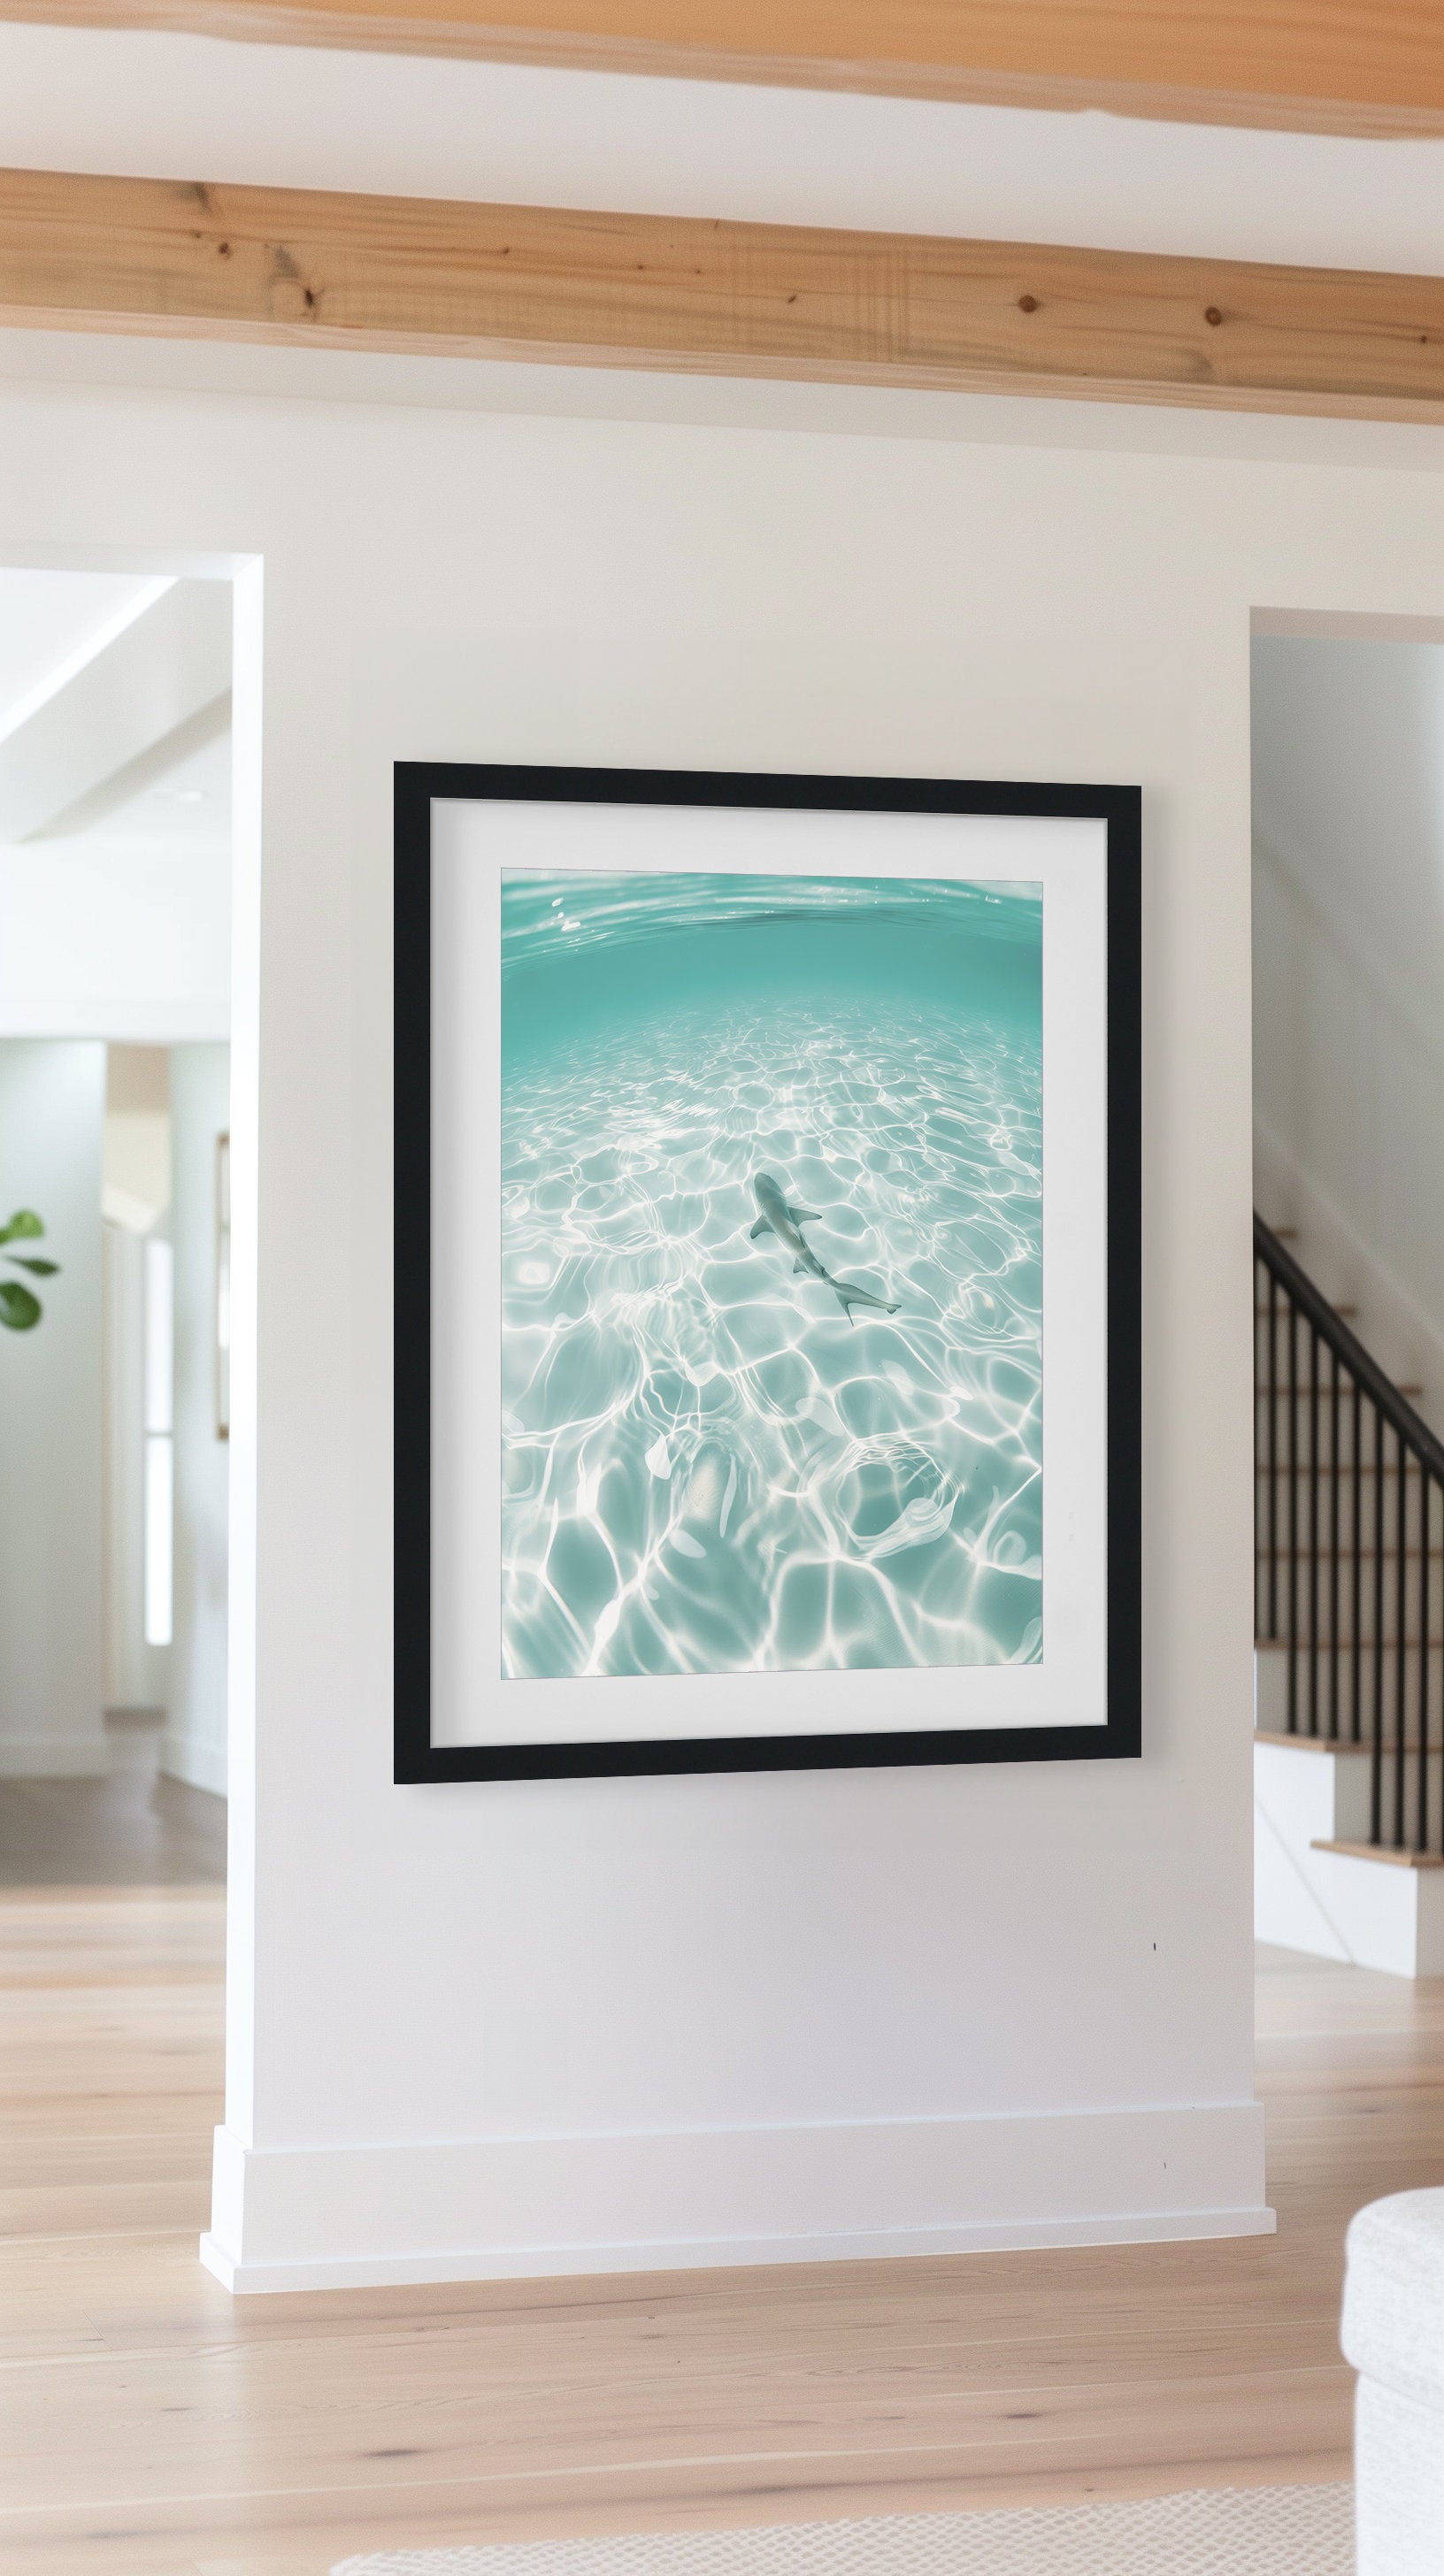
501 875 1042 1680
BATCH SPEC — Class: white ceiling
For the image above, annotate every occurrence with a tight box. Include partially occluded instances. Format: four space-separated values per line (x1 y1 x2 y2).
4 18 1444 479
99 717 229 847
0 567 232 1040
2 20 1444 273
0 567 165 742
0 571 230 848
41 702 231 849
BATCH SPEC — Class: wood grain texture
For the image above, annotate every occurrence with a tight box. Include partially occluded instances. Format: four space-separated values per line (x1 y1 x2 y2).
4 0 1444 134
4 1891 1443 2573
4 165 1444 418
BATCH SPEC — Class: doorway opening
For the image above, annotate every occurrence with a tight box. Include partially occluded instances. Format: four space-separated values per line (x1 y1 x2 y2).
1251 609 1444 1973
0 564 234 1898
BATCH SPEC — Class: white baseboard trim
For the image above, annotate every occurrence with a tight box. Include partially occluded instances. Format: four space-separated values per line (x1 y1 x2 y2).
199 2204 1277 2296
160 1729 227 1798
0 1735 110 1778
202 2103 1274 2296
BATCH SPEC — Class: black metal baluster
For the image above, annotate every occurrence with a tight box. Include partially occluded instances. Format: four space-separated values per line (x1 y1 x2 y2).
1268 1272 1279 1641
1352 1374 1363 1744
1433 1484 1444 1865
1330 1345 1340 1741
1396 1430 1409 1851
1251 1215 1444 1854
1310 1324 1321 1737
1253 1259 1262 1644
1287 1300 1300 1736
1372 1399 1385 1847
1419 1471 1430 1858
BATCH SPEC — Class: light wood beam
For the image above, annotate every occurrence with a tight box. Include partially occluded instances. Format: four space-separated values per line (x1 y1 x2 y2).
4 0 1444 137
4 166 1444 418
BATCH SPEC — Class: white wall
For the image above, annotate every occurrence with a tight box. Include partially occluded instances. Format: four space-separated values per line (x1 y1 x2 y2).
0 1039 105 1775
165 1042 229 1795
1253 636 1444 1422
13 369 1444 2293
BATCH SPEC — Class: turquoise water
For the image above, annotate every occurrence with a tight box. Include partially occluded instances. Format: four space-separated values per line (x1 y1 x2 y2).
500 871 1042 1681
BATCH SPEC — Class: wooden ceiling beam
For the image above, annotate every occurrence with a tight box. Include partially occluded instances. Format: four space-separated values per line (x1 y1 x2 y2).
4 165 1444 418
4 0 1444 137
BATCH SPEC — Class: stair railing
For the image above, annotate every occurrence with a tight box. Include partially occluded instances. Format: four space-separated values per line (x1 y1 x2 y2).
1256 1212 1444 1855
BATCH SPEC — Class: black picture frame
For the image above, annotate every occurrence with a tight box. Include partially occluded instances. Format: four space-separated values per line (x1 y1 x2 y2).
396 763 1141 1784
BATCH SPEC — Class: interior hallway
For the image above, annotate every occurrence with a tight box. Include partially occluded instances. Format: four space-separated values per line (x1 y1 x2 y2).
1 1780 1439 2576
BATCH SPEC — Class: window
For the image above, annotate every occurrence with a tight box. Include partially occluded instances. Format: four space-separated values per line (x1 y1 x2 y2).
215 1131 230 1440
143 1236 173 1647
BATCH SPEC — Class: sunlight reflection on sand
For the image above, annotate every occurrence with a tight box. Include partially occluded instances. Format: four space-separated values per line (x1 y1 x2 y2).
501 1000 1041 1679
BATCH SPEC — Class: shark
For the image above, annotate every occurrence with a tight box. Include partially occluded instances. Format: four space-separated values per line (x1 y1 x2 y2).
749 1171 900 1326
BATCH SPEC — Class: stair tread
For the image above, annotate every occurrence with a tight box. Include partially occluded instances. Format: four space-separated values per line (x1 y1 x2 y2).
1310 1837 1444 1869
1257 1460 1429 1475
1256 1728 1432 1754
1256 1545 1444 1560
1256 1387 1425 1400
1256 1635 1444 1651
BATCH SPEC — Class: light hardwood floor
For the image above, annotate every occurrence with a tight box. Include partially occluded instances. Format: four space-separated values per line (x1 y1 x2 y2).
0 1762 226 1889
2 1889 1440 2576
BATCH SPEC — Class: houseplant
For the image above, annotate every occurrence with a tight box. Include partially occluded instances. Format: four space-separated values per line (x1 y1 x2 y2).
0 1210 59 1330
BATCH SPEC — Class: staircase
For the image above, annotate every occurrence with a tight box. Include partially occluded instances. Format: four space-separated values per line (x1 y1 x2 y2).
1255 1213 1444 1974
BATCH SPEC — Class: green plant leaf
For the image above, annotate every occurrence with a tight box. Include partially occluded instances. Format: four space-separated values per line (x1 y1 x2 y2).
4 1256 57 1276
0 1210 43 1246
0 1281 41 1330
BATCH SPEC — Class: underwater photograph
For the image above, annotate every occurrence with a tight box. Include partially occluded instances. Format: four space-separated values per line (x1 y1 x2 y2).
500 870 1043 1682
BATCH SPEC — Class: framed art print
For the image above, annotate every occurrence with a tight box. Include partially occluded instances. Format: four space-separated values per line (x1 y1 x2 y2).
395 764 1141 1782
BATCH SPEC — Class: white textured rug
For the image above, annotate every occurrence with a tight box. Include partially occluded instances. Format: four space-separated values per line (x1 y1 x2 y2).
333 2484 1354 2574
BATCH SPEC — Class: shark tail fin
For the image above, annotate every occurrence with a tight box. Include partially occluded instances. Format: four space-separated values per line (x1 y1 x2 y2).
832 1278 900 1324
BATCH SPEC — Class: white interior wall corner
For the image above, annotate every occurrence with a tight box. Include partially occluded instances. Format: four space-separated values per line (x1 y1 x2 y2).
222 554 262 2145
8 370 1425 2288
